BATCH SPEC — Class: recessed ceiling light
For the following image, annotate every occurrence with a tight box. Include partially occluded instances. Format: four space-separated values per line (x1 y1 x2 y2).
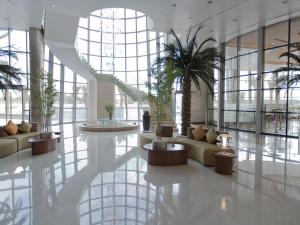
188 17 192 19
233 18 238 22
51 3 55 8
208 0 213 4
282 0 288 4
209 30 213 33
172 3 177 7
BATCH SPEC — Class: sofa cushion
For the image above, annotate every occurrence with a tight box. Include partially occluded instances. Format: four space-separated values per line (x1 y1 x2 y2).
3 132 40 150
5 120 18 135
192 126 206 141
176 137 222 166
206 128 218 144
18 121 32 133
0 139 18 158
0 127 9 137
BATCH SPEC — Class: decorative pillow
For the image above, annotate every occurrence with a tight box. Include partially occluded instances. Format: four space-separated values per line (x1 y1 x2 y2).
206 128 218 144
4 120 18 135
18 121 32 133
187 127 195 139
0 127 9 137
192 126 206 141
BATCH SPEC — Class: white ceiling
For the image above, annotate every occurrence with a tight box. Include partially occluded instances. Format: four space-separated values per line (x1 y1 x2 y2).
1 0 300 43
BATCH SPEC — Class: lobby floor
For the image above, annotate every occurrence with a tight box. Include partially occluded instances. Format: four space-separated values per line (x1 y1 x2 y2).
0 124 300 225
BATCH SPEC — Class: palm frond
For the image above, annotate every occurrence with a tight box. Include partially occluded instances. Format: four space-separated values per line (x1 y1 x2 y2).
169 28 184 54
279 52 300 64
276 73 300 90
187 25 203 58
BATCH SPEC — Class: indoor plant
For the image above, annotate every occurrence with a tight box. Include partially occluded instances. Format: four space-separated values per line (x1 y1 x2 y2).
152 25 222 135
105 103 114 120
146 69 173 139
31 71 57 133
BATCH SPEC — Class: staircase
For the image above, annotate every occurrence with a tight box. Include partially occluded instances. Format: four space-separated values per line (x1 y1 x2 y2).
44 9 176 129
80 58 148 103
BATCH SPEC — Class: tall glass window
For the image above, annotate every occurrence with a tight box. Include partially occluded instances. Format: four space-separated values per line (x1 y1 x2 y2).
263 19 300 136
221 16 300 137
223 31 258 131
0 29 88 126
77 8 166 121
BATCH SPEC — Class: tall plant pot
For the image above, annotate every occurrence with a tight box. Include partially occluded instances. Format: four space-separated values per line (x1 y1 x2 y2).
142 111 151 131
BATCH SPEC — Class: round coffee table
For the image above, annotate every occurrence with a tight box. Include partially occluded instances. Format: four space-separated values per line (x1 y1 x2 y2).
214 152 236 175
28 135 60 155
144 143 188 166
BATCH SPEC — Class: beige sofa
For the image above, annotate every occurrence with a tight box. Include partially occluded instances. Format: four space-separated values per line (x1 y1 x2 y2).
0 122 40 158
139 128 230 166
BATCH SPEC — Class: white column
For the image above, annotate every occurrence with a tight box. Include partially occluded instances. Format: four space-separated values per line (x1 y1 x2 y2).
256 26 264 135
87 79 97 123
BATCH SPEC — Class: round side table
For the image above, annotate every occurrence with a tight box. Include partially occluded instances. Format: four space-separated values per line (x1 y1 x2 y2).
214 152 236 175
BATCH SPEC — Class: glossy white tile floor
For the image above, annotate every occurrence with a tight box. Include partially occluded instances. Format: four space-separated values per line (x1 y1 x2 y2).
0 124 300 225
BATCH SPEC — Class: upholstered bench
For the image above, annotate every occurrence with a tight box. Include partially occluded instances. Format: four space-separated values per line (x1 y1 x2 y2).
0 139 18 158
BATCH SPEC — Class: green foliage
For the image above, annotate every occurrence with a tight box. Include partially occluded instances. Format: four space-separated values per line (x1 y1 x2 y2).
31 72 57 130
151 25 222 134
146 68 173 129
105 102 114 120
152 25 222 95
0 42 23 92
273 42 300 92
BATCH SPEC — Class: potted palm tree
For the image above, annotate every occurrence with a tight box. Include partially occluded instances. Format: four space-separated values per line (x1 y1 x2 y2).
152 25 222 135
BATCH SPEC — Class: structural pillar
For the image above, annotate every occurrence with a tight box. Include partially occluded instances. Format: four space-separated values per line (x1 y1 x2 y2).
87 79 97 123
29 27 44 127
256 26 264 135
218 43 225 130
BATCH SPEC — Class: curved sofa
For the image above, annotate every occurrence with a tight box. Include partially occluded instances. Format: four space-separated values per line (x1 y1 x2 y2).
139 129 230 166
0 122 40 158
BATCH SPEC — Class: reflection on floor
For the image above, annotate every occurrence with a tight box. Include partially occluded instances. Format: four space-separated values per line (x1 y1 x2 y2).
0 123 300 225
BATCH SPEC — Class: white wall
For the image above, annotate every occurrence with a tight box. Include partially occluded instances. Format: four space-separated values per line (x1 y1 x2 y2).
97 81 115 119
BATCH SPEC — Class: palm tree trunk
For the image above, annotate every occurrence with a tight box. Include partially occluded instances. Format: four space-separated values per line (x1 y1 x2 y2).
181 74 191 135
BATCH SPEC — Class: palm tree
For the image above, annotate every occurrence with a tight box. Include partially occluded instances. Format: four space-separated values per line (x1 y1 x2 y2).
0 34 22 90
152 25 222 135
273 43 300 91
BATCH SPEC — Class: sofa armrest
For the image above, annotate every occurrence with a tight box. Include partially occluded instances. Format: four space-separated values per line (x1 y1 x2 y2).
30 122 40 132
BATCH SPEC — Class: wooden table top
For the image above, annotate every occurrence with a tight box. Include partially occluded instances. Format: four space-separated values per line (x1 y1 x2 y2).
28 134 60 143
144 143 187 151
214 152 236 158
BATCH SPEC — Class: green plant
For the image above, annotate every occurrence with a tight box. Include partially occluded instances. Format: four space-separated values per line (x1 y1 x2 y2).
0 34 22 92
146 69 173 136
31 72 57 131
105 103 114 120
152 25 222 135
273 42 300 91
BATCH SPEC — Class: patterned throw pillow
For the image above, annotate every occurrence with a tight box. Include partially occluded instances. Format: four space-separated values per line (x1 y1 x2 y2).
0 127 9 137
192 126 206 141
18 121 32 133
206 128 218 144
4 120 18 135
